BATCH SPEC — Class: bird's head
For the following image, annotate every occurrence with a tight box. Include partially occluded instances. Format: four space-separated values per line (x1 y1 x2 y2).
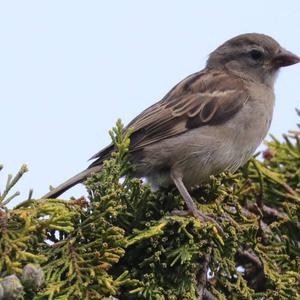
207 33 300 86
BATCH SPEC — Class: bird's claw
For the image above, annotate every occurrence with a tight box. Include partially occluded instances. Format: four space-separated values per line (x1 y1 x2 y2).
171 209 224 234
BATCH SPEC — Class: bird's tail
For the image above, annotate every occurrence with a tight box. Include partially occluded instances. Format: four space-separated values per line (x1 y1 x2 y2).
42 165 103 199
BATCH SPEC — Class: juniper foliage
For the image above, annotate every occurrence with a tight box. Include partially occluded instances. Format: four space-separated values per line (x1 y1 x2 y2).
0 113 300 299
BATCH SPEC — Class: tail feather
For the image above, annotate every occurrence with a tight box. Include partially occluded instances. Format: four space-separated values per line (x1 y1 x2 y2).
42 165 103 199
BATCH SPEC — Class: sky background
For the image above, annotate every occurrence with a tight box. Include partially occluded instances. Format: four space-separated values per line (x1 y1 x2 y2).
1 1 300 206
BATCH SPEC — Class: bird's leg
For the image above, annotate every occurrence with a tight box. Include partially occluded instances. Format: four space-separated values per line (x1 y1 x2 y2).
171 172 222 231
171 173 208 221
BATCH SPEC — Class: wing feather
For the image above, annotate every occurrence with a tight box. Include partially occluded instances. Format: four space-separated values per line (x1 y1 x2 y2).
90 69 249 164
127 70 249 150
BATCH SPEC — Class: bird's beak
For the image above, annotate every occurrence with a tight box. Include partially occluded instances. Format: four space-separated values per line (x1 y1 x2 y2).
272 48 300 68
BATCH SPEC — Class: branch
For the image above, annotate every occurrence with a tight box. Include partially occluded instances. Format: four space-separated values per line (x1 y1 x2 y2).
238 249 262 268
197 249 211 300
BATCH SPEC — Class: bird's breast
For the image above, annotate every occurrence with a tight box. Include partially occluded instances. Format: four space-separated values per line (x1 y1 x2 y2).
176 85 275 187
212 83 275 172
135 84 275 190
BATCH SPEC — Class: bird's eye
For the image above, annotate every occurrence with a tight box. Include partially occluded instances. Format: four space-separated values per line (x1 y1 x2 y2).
249 49 263 60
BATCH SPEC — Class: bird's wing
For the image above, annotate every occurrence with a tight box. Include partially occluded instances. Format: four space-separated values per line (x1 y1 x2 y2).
126 69 249 150
89 69 249 164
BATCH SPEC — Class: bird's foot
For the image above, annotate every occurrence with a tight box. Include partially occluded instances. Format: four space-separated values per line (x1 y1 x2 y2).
171 208 223 234
170 174 223 233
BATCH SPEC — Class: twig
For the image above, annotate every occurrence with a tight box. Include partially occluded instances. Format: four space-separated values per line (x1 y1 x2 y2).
261 204 288 220
249 270 266 290
239 249 262 268
259 220 271 243
246 203 288 220
281 182 298 196
204 289 217 300
241 207 256 219
197 249 211 300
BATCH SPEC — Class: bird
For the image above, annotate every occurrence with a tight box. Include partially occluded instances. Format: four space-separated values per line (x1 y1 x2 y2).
43 33 299 222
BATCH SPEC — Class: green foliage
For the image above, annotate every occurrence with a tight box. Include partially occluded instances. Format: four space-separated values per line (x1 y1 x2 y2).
1 114 300 299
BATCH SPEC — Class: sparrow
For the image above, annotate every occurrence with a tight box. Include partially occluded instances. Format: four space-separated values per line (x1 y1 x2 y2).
43 33 299 222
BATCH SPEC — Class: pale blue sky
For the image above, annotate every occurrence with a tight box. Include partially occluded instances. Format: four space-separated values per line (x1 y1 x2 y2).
1 1 300 205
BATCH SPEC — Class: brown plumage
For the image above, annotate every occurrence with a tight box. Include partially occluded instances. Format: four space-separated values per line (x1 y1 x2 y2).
90 70 248 160
43 33 299 223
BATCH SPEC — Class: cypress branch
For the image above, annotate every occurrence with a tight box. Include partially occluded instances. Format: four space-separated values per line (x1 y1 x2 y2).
0 115 299 299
